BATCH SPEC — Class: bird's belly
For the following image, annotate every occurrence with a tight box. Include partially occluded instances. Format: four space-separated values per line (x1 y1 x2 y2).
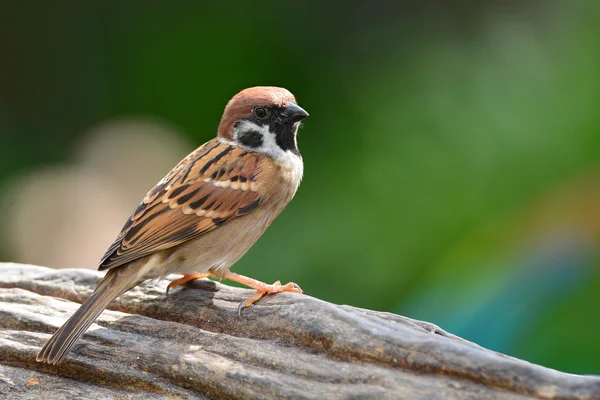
162 208 277 276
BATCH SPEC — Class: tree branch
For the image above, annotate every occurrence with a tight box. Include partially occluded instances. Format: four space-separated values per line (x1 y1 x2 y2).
0 263 598 399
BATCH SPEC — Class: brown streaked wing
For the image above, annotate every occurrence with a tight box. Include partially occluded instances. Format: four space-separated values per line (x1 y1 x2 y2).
99 139 263 270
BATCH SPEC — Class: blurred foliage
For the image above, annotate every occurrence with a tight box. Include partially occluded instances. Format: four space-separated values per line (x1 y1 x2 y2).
1 1 600 374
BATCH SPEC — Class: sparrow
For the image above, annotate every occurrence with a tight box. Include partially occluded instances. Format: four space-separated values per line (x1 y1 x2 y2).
37 86 309 365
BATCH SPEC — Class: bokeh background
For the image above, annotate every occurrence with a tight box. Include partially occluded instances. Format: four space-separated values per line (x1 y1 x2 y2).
1 1 600 374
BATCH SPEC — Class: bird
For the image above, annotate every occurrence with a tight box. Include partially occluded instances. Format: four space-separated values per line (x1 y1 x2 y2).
36 86 309 365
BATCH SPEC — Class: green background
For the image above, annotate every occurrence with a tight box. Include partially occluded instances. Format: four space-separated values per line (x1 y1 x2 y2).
2 1 600 374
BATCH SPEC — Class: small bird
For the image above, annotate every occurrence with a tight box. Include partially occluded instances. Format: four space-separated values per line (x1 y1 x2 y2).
37 86 309 364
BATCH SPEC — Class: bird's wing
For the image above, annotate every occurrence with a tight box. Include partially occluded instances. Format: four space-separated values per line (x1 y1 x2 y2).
98 139 263 270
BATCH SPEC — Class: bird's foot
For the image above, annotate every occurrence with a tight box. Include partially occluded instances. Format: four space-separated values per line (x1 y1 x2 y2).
166 273 210 295
232 277 303 316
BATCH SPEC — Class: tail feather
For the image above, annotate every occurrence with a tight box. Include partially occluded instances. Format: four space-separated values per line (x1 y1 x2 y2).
36 269 133 364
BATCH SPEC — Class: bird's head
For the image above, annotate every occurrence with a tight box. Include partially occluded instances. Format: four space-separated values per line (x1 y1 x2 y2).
217 87 309 160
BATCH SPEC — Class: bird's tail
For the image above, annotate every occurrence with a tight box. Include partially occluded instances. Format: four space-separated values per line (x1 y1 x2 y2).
36 268 136 364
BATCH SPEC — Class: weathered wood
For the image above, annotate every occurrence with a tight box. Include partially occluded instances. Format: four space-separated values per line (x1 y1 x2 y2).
0 263 598 400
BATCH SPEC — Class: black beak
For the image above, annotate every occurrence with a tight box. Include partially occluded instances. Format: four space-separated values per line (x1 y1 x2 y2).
282 102 309 123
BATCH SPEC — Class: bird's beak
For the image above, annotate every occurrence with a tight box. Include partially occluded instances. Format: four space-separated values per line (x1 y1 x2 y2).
282 102 309 123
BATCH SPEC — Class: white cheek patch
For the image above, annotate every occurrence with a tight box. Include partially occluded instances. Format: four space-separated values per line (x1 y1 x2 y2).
230 120 303 171
234 120 271 150
242 121 278 155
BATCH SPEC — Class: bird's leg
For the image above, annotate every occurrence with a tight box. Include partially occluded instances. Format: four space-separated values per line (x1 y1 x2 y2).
218 271 303 316
166 273 211 294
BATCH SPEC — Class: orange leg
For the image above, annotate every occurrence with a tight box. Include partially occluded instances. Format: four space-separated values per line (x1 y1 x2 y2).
167 271 303 315
166 273 211 294
219 272 303 316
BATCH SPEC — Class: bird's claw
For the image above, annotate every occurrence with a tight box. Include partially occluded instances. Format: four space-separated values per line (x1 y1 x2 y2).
236 281 303 318
237 300 249 317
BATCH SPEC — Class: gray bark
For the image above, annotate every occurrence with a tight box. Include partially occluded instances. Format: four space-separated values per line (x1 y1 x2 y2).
0 263 599 399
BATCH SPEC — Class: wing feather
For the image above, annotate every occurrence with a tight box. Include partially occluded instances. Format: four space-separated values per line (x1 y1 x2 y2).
99 139 263 270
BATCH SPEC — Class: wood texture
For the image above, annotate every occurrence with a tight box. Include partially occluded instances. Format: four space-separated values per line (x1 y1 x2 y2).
0 263 599 400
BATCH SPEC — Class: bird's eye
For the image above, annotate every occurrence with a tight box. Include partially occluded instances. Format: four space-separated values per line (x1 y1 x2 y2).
254 107 268 119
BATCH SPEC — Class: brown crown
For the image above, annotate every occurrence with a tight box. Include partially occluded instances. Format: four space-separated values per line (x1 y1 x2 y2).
217 87 297 140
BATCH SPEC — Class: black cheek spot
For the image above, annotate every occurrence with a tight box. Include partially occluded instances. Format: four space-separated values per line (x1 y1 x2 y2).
238 130 263 148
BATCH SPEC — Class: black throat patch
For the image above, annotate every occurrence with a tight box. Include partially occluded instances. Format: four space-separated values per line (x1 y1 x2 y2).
273 123 300 156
